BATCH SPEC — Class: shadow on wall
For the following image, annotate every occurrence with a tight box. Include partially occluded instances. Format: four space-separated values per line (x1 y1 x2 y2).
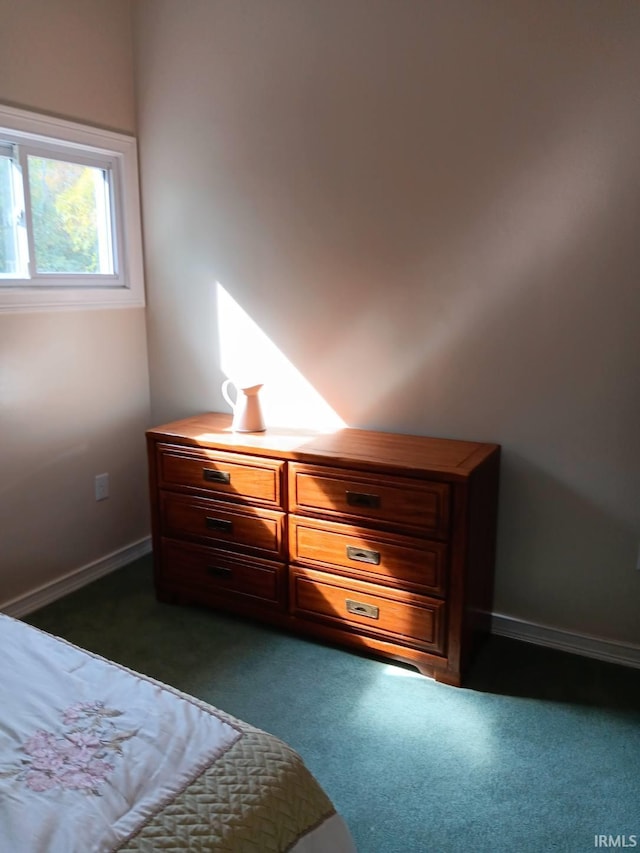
495 451 639 641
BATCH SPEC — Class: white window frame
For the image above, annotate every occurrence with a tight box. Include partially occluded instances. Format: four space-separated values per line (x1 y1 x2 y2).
0 104 145 312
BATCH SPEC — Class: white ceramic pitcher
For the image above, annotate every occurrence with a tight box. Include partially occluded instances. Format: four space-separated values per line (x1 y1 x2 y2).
221 380 266 432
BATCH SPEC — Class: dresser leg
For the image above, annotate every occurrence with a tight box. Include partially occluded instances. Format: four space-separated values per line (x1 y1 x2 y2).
433 669 462 687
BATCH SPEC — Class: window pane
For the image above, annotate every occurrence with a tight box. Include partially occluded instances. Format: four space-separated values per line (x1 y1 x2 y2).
28 155 114 275
0 155 23 276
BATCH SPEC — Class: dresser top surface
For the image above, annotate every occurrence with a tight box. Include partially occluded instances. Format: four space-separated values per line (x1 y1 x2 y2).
147 413 499 479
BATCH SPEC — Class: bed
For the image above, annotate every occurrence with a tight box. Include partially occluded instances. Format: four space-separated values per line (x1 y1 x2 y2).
0 613 356 852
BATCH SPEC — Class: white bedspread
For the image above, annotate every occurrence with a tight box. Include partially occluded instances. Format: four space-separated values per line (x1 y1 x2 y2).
0 614 241 852
0 613 357 852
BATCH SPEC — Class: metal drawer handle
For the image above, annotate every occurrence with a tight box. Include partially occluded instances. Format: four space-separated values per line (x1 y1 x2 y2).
346 545 381 565
203 468 231 484
207 565 232 578
205 517 233 533
346 490 380 509
346 599 379 620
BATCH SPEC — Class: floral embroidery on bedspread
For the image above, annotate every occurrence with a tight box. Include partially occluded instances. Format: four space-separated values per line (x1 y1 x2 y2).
0 701 136 795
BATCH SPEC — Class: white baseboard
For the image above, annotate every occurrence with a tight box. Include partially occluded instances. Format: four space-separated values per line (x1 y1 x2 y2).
491 612 640 670
1 537 152 619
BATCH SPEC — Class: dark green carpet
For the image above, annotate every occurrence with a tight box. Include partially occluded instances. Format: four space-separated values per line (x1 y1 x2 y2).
25 555 640 853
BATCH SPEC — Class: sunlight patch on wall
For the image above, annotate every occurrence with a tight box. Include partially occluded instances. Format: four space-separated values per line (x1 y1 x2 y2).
215 281 346 431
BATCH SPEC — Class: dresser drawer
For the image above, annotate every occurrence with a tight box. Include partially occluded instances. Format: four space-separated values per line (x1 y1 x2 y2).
160 540 285 608
288 463 450 537
289 515 447 596
157 444 285 508
290 568 446 654
160 492 286 559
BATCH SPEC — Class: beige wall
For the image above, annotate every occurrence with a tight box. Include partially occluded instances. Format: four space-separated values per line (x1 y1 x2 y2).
0 0 151 606
0 0 135 134
134 1 640 646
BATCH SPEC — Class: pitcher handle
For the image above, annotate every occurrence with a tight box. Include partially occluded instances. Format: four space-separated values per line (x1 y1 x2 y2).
221 379 237 411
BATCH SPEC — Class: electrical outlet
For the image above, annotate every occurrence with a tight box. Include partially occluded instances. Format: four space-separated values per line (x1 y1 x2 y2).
95 473 109 501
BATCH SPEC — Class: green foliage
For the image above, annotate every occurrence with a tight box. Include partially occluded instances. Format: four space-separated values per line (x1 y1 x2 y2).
28 156 101 274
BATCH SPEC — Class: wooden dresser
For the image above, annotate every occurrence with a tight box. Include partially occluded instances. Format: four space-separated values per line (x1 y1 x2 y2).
146 413 500 686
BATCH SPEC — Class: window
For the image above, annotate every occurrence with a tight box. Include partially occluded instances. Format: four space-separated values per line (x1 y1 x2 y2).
0 104 144 311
